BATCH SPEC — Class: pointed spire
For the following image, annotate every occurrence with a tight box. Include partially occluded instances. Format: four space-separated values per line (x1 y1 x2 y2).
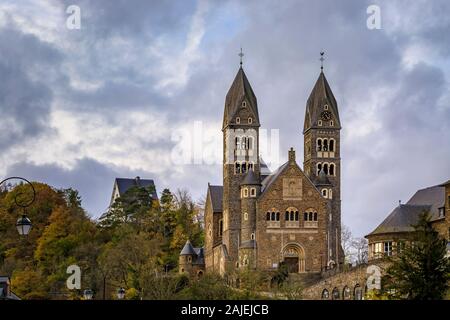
180 240 196 256
223 66 259 130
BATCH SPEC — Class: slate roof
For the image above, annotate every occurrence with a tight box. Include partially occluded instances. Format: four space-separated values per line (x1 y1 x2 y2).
180 240 197 255
115 177 158 200
366 184 446 237
303 71 341 133
223 67 259 129
208 185 223 213
367 204 431 236
241 170 261 186
261 161 289 194
260 157 271 180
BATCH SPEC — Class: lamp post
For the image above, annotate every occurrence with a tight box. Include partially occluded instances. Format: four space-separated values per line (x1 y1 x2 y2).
83 289 94 300
0 177 35 236
117 288 125 300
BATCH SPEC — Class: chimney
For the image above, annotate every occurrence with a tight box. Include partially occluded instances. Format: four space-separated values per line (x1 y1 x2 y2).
288 147 296 163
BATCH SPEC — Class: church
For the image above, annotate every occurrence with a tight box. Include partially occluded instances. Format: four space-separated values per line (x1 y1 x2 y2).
180 55 344 277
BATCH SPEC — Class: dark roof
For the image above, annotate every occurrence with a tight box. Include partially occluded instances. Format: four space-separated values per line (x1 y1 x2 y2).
315 168 331 186
180 240 197 255
115 177 158 200
223 67 259 129
440 179 450 186
261 161 289 194
303 71 341 133
193 247 205 265
407 185 445 220
208 185 223 213
241 170 260 185
260 157 271 179
367 204 431 236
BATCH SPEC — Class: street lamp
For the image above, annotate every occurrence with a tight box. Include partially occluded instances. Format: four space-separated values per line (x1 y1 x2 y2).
0 177 35 236
83 289 94 300
16 215 32 236
117 288 125 300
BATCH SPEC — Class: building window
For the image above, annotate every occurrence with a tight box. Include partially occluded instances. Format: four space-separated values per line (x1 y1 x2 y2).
244 212 248 221
317 162 322 175
241 162 247 173
343 286 351 300
250 187 256 197
267 211 280 221
247 137 253 150
251 233 255 240
324 104 329 110
248 162 254 171
322 189 328 198
236 117 240 124
219 220 223 236
332 287 340 300
322 289 330 300
329 163 335 176
266 212 270 221
317 139 322 151
243 188 249 197
329 139 335 152
188 256 192 263
384 241 393 256
323 139 328 151
330 120 334 127
235 137 241 149
329 189 333 199
323 163 329 175
242 101 246 107
248 117 252 124
304 210 318 221
318 120 322 126
235 162 241 174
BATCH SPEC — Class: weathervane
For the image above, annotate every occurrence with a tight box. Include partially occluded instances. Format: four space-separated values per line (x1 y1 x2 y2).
239 48 244 67
320 51 325 71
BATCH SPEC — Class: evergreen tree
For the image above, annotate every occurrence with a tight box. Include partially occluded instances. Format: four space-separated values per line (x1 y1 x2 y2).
384 212 450 299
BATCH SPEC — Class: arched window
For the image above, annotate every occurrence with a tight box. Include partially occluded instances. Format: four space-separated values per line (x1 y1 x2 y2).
304 212 308 221
236 117 240 124
285 211 289 220
242 101 246 107
321 289 330 300
329 189 333 199
322 189 328 198
235 137 240 149
317 139 322 151
309 212 313 221
314 212 318 221
329 139 335 152
323 139 328 151
248 162 254 171
329 164 335 176
266 212 271 221
248 117 252 124
243 212 248 221
323 163 329 175
330 120 334 126
235 162 241 174
250 187 256 197
324 104 329 110
243 188 249 197
317 163 322 175
290 211 294 221
354 284 363 300
247 137 253 149
332 287 340 300
318 120 322 126
241 162 247 173
251 233 255 240
241 137 247 150
276 212 280 221
295 211 299 221
271 212 276 221
343 286 351 300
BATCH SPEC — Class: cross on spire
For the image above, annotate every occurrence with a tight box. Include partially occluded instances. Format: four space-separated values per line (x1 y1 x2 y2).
320 51 325 71
239 48 244 67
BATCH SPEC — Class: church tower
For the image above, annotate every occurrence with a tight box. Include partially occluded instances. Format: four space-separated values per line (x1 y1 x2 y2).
222 56 260 267
303 57 343 266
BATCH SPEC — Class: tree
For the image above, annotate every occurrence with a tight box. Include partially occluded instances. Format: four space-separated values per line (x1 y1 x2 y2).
384 212 450 299
351 237 368 265
341 225 353 263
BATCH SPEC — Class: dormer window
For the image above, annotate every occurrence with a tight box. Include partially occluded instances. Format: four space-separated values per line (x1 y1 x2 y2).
236 117 241 124
318 120 322 126
248 117 252 124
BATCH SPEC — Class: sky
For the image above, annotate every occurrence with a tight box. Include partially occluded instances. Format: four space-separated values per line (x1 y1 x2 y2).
0 0 449 238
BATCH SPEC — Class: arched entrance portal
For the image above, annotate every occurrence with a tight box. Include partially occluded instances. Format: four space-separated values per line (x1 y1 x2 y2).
282 243 305 273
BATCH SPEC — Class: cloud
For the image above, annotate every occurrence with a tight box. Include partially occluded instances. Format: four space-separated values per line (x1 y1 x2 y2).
0 0 449 238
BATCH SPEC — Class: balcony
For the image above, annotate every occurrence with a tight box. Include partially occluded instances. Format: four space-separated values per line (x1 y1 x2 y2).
304 221 318 228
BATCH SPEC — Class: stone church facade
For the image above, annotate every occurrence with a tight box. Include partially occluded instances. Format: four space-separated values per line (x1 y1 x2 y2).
181 61 344 277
